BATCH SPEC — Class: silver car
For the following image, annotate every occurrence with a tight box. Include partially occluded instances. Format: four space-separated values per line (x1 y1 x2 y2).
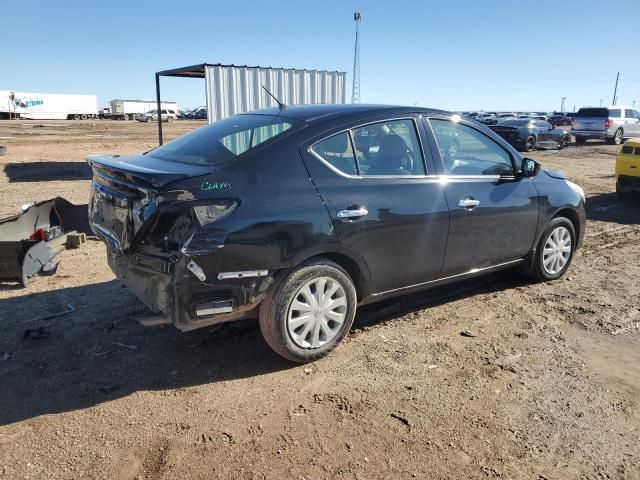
573 106 640 145
135 109 177 123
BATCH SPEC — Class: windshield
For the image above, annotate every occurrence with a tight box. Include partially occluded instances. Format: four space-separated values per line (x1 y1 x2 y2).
148 114 302 165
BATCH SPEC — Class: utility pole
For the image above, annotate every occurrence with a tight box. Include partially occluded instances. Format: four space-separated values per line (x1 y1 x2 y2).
560 97 566 113
612 72 619 106
351 11 362 104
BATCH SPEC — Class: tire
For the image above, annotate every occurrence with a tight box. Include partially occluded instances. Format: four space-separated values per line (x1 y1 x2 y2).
575 136 586 144
167 116 173 123
80 114 87 120
609 128 623 145
146 116 152 123
525 136 536 152
526 217 576 281
561 136 571 149
73 114 80 120
259 259 357 363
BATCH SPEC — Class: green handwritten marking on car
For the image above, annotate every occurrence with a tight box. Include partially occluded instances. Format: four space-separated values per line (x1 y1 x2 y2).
201 181 232 191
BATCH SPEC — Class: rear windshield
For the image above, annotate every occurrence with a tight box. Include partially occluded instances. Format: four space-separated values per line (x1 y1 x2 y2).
148 114 301 165
573 108 608 117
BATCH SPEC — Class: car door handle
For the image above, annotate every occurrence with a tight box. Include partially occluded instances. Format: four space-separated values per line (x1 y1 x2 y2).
337 207 369 219
458 198 480 210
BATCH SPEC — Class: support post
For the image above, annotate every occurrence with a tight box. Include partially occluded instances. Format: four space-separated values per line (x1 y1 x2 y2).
155 73 163 145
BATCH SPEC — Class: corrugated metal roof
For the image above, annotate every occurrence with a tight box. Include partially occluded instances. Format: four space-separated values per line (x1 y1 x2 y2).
157 63 347 78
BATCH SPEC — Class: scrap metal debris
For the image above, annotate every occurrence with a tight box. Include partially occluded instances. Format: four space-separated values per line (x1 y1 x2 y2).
112 342 139 351
460 330 477 338
0 198 92 286
25 304 76 324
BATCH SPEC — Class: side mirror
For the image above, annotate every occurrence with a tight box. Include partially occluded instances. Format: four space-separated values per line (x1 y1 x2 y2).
521 157 540 177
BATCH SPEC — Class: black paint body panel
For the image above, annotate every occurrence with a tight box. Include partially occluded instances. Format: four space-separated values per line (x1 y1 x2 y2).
87 105 586 331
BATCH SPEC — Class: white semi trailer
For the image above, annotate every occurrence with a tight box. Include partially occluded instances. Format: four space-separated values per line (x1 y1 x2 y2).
109 99 179 120
0 90 98 120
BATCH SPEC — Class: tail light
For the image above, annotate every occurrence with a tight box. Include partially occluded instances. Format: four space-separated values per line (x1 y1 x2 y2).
605 118 613 128
193 200 238 226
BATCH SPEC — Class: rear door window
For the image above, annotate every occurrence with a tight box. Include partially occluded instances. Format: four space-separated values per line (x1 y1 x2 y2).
310 132 358 176
352 119 426 176
609 109 622 118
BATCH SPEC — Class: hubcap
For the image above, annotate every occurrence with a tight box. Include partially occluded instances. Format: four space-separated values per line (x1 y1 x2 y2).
542 226 572 275
527 138 535 151
287 277 347 349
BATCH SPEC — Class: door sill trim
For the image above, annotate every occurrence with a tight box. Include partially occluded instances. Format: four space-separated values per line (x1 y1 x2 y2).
371 259 524 297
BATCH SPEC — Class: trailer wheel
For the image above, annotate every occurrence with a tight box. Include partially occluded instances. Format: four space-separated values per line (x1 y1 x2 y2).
73 114 80 120
80 114 87 120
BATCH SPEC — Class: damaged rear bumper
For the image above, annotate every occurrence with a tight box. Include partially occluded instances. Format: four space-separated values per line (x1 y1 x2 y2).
107 248 274 331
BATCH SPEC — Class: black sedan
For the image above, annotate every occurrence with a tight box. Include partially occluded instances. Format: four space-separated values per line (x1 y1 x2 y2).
490 119 571 152
87 105 586 362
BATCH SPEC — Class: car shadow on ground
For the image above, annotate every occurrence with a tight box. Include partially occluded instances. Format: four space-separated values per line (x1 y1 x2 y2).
3 161 92 182
586 192 640 225
0 269 530 426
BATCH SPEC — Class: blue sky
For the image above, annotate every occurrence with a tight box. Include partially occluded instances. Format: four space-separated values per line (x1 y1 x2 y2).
3 0 639 112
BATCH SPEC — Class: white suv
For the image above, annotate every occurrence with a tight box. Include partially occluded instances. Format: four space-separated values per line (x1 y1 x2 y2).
135 109 177 123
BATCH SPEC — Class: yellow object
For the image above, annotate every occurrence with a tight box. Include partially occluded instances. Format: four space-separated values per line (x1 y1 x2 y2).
616 138 640 195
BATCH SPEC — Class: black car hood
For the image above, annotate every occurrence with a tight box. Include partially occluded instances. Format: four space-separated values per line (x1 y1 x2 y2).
543 169 567 180
87 154 212 189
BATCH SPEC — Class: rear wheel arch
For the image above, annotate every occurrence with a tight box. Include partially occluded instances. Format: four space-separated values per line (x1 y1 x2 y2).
298 252 370 302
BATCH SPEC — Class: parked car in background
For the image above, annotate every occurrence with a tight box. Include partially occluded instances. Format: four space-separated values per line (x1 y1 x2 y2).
548 114 573 127
572 106 640 145
135 109 177 123
87 105 586 362
490 119 571 151
485 113 517 125
616 138 640 198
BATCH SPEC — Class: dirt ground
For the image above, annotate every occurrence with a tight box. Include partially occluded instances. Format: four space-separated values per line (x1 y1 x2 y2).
0 120 639 480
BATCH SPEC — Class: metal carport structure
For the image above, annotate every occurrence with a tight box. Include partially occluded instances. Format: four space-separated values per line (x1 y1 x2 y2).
155 63 347 145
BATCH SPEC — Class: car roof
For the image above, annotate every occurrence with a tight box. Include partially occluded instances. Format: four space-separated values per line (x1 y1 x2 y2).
240 104 449 123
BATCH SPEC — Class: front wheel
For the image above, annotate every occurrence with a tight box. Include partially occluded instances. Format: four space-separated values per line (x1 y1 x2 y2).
526 217 576 281
146 116 152 123
561 136 571 149
259 259 357 363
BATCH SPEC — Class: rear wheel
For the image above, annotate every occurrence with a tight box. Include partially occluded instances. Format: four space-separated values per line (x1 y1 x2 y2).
167 116 173 123
526 217 576 281
259 259 357 363
609 128 623 145
525 136 536 152
146 116 152 123
73 114 80 120
561 135 571 149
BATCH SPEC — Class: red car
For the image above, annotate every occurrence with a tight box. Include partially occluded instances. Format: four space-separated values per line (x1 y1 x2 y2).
548 115 573 127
